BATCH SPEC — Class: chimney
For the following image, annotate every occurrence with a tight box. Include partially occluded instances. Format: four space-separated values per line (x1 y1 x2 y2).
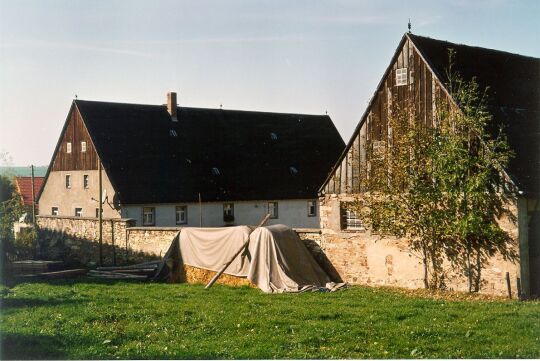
167 92 177 121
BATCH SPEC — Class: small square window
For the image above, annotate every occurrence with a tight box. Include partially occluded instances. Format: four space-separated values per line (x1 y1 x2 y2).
223 203 234 222
307 200 317 217
395 67 408 86
51 207 59 216
66 142 72 153
81 141 87 152
65 174 71 189
143 207 155 226
176 205 187 225
268 202 278 219
75 208 83 217
95 208 101 218
341 204 365 230
83 174 89 189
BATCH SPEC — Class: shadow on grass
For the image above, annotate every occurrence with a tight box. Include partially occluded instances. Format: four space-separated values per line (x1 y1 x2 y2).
1 332 69 359
0 297 83 310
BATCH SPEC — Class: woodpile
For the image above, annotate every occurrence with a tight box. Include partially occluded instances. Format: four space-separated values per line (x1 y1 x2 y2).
89 261 161 280
183 264 254 288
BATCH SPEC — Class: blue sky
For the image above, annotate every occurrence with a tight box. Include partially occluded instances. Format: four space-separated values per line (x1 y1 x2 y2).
1 0 538 165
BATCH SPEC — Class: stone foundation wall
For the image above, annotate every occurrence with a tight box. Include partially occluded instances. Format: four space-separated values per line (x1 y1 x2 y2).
319 194 521 296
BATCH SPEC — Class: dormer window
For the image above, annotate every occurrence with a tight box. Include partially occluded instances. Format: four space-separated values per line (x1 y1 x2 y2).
289 166 299 175
396 68 408 86
66 142 72 153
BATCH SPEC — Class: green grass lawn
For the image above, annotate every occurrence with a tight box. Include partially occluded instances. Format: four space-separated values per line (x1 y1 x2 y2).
1 278 539 359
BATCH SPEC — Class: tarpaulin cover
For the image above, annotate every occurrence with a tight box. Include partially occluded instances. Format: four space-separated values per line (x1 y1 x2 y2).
178 224 344 293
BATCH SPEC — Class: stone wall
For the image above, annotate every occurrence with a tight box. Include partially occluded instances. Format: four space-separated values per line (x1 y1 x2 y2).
319 194 521 296
37 215 135 265
36 216 331 273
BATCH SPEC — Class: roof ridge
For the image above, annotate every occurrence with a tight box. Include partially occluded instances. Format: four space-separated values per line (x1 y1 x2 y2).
408 33 540 61
75 99 330 118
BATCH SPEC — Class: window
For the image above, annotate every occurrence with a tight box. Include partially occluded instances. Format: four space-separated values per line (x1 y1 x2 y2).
51 207 59 216
409 70 414 84
289 166 299 175
270 132 278 140
81 141 87 152
341 204 364 230
75 208 83 217
66 142 72 153
83 174 89 189
169 129 178 137
175 205 187 225
395 67 408 86
65 174 71 188
307 200 317 217
211 167 221 176
268 202 278 219
223 203 234 222
95 208 101 218
143 207 155 226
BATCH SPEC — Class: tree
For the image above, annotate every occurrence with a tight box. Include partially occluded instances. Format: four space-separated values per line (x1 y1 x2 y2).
354 53 515 291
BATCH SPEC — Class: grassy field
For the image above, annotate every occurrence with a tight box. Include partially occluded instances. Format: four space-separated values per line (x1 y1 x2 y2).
1 278 539 359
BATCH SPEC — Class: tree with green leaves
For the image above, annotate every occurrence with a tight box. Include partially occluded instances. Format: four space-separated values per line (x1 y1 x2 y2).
354 54 515 291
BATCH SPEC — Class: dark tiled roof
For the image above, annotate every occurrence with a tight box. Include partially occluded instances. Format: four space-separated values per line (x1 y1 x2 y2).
75 100 345 204
409 34 540 196
15 176 44 207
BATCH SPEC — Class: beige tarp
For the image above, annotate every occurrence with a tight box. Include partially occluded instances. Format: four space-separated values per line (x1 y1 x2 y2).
178 224 344 293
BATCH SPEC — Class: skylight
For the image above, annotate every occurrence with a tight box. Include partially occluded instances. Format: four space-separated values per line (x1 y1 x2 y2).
211 167 221 176
169 129 178 137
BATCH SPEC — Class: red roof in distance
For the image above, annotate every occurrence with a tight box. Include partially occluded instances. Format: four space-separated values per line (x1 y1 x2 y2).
15 176 45 207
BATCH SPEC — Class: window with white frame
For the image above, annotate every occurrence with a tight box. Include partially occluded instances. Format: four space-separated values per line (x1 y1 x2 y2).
223 203 234 222
65 174 71 188
268 202 278 219
395 67 408 86
75 208 83 217
83 174 89 189
307 200 317 217
51 207 59 216
341 204 364 230
81 141 87 152
176 205 187 225
66 142 72 153
143 207 155 226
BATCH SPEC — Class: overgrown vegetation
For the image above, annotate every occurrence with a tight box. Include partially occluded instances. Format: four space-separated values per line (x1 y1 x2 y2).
355 54 515 290
1 280 538 359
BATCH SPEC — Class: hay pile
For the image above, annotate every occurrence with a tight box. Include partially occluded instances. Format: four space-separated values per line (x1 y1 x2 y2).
181 264 254 288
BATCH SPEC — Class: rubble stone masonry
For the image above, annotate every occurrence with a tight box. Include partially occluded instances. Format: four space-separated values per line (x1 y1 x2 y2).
318 194 521 296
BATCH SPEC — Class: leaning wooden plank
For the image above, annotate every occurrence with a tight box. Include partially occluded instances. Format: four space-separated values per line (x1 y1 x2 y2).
17 269 87 279
205 214 271 290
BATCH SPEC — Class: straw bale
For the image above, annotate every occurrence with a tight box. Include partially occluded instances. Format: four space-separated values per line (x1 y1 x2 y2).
182 264 254 287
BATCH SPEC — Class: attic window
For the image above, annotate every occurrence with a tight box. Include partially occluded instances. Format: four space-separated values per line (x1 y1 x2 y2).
169 129 178 137
66 142 72 153
81 141 87 152
396 68 408 86
289 166 299 175
211 167 221 176
270 132 278 140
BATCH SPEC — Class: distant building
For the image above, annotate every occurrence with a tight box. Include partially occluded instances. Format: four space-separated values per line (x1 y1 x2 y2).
13 176 44 236
318 33 539 297
38 93 345 228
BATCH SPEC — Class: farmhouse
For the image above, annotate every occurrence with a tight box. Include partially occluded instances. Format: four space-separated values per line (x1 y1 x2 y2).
318 33 539 297
38 93 345 229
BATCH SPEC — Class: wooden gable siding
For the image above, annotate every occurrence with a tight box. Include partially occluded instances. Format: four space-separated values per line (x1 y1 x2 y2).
323 37 452 195
51 106 99 171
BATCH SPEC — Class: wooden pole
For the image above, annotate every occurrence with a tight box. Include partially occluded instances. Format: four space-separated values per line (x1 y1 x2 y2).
30 165 36 225
98 161 103 266
199 193 202 227
505 272 512 299
204 213 271 290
